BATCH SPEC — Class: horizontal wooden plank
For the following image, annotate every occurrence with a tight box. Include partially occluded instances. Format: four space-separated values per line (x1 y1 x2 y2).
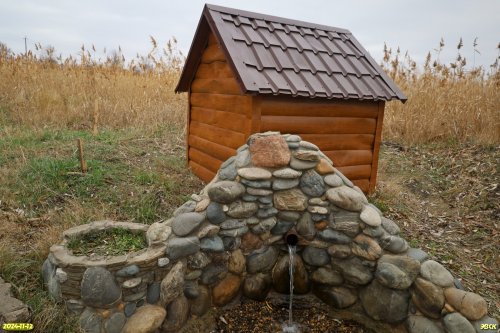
189 147 222 174
189 160 216 184
352 179 370 193
300 134 374 150
189 135 236 162
261 98 379 118
335 165 372 180
260 116 376 134
190 121 246 150
323 150 373 166
190 93 252 115
195 62 235 79
201 44 226 63
191 78 242 95
191 107 248 134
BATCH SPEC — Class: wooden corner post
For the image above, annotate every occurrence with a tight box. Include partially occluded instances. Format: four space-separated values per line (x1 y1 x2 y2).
368 101 385 194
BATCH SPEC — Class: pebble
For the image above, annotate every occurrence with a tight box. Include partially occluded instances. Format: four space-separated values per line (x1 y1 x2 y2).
352 234 382 260
187 251 210 270
381 217 400 235
222 236 241 250
162 295 190 332
104 313 126 333
257 207 279 219
317 229 351 244
326 186 366 211
200 236 224 252
313 285 357 309
228 249 246 274
212 273 242 306
360 280 410 323
273 189 308 211
299 141 319 150
315 158 336 175
444 288 488 320
294 149 320 161
300 170 326 196
237 167 272 180
273 178 300 190
247 187 273 196
285 134 301 142
116 265 140 277
311 267 343 286
171 212 205 237
359 205 382 227
247 246 279 273
235 148 251 168
122 305 166 333
273 168 302 179
380 234 409 253
270 220 294 235
277 211 301 221
334 257 373 285
420 260 454 287
183 280 199 299
124 302 136 317
196 223 220 239
302 246 330 266
443 312 475 333
220 219 246 230
327 244 351 258
407 248 429 262
411 277 445 319
146 282 161 304
206 202 226 224
307 205 329 215
200 263 228 285
243 273 272 301
160 261 185 306
406 315 443 333
324 174 344 187
290 157 318 170
173 200 196 216
81 267 121 308
251 217 277 234
219 160 237 180
242 194 258 202
249 135 291 168
227 201 258 218
208 181 246 204
79 308 102 333
219 226 248 237
123 277 142 289
165 236 200 260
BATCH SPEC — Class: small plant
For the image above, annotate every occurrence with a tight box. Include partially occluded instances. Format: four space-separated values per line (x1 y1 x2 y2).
67 227 147 256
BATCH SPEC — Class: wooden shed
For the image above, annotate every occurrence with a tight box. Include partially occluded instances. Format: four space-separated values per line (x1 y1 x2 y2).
175 4 406 193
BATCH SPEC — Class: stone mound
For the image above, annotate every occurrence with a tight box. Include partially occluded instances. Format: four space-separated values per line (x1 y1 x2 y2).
44 132 498 333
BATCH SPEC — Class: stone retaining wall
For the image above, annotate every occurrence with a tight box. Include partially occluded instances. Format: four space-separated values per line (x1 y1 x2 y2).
44 132 498 333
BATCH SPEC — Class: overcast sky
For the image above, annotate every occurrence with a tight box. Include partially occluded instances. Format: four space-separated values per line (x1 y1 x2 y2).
0 0 498 70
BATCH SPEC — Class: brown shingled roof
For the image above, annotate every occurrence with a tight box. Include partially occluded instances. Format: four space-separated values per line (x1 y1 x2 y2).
176 4 407 102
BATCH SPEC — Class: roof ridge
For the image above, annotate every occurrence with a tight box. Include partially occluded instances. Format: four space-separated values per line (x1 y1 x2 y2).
205 3 351 34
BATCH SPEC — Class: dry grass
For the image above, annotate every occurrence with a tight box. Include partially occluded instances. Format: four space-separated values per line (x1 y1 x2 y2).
0 38 186 131
382 41 500 145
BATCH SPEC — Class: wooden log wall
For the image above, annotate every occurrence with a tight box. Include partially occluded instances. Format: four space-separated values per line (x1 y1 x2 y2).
188 32 251 183
260 97 382 193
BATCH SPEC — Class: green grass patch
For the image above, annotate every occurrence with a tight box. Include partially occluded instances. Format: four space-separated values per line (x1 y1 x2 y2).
67 227 147 256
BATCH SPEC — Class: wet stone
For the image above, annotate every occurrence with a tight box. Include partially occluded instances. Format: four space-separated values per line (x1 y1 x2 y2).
200 236 224 252
443 313 475 333
334 257 373 285
81 267 121 308
247 246 279 273
201 263 228 285
272 254 309 294
206 202 226 224
420 260 454 287
311 267 344 286
227 201 258 218
222 236 241 251
273 178 300 190
243 273 272 301
271 220 294 235
165 237 200 260
302 246 330 266
300 170 326 197
296 213 316 240
317 229 351 244
147 282 160 304
116 265 140 277
360 280 410 323
313 285 357 309
171 212 205 237
208 181 246 204
327 244 351 259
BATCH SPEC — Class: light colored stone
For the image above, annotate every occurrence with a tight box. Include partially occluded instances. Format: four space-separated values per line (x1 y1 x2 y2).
55 268 68 283
360 205 382 226
273 189 308 211
249 135 291 168
146 222 172 246
326 186 367 211
272 168 302 179
196 223 220 239
411 277 445 319
324 174 344 187
122 304 166 333
208 181 246 204
171 212 205 237
251 217 277 234
238 167 272 180
123 277 142 289
227 201 258 218
195 198 210 212
420 260 454 287
157 257 170 267
307 205 328 215
272 178 300 190
294 149 320 161
315 158 335 174
444 288 488 320
247 187 273 196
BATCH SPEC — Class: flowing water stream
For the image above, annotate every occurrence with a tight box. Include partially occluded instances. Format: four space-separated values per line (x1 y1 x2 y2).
282 244 300 333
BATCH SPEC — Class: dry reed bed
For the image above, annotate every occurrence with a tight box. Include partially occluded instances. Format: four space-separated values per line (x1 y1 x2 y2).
1 39 499 145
